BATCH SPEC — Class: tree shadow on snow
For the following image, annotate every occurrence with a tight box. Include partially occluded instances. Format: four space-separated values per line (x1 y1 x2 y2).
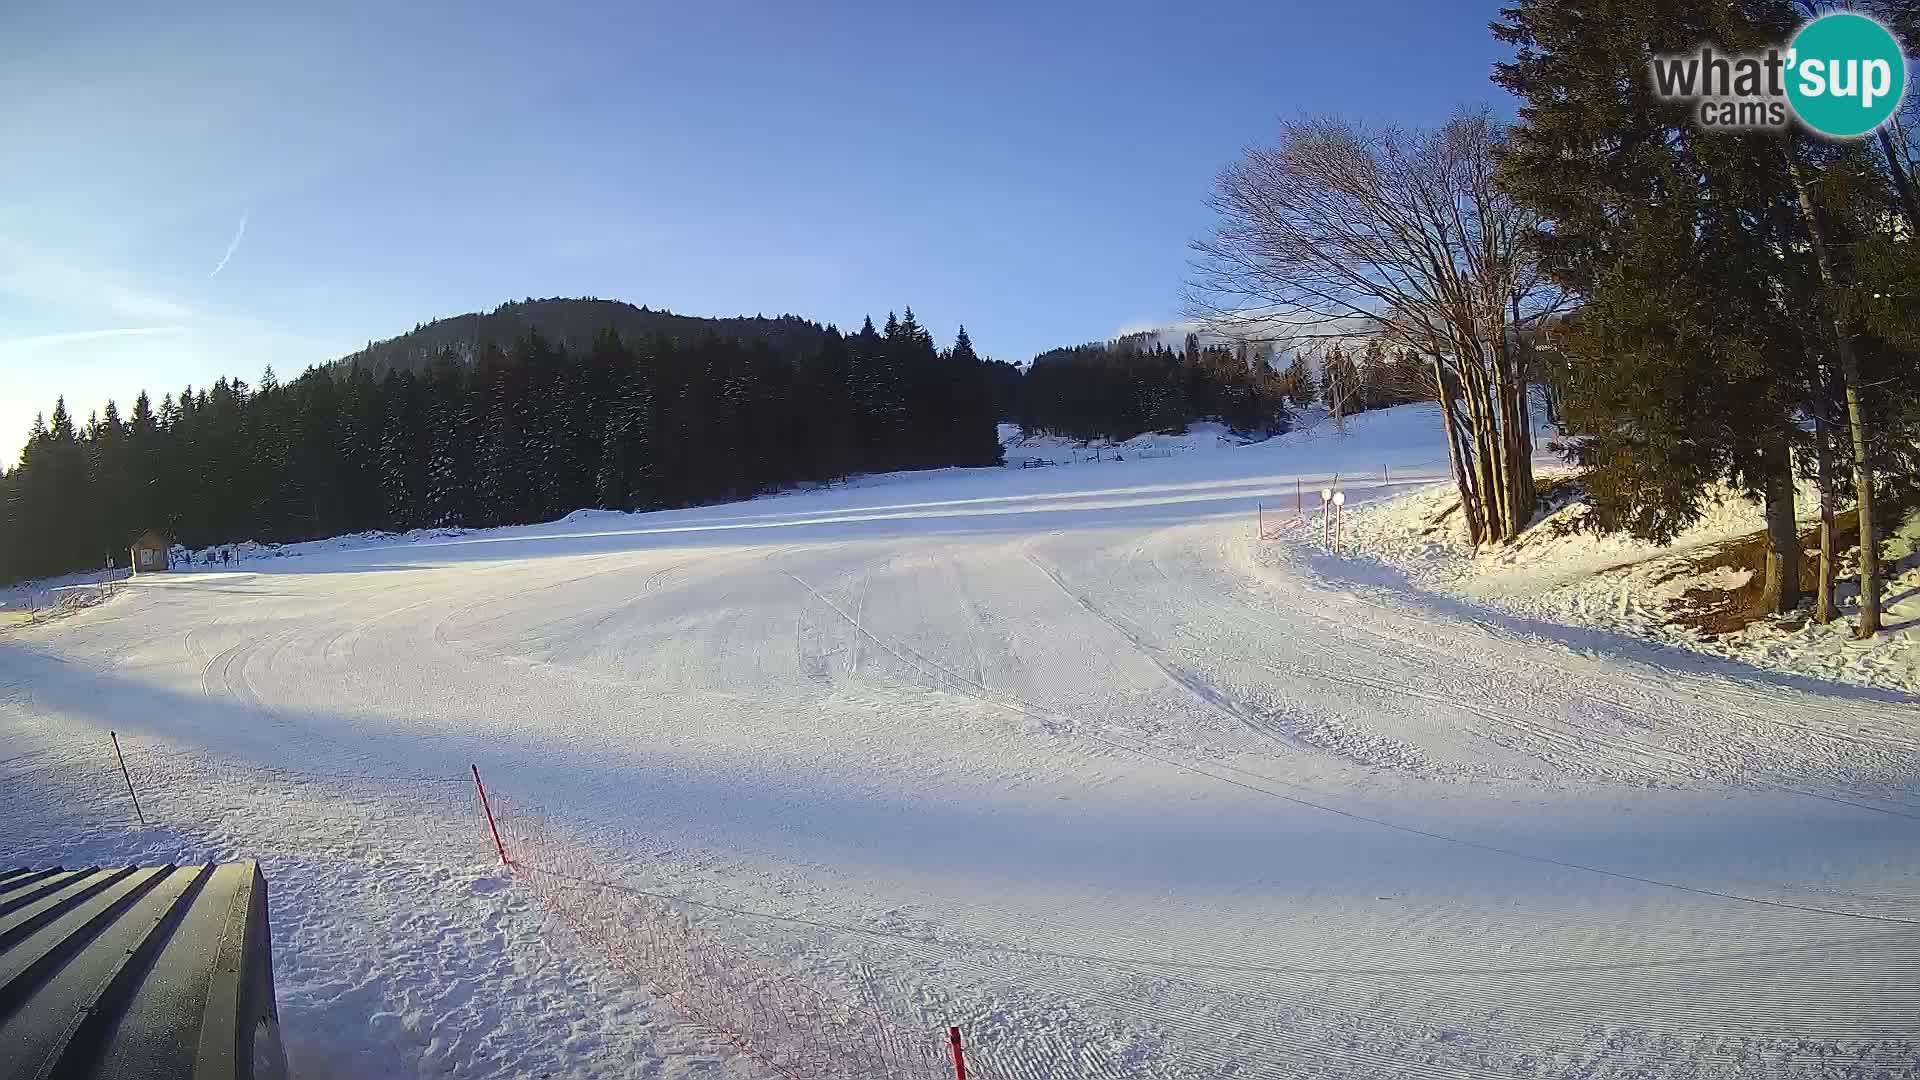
1290 544 1920 709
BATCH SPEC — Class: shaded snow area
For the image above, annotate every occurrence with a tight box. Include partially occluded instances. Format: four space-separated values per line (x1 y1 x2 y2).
1345 458 1920 694
4 403 1918 1078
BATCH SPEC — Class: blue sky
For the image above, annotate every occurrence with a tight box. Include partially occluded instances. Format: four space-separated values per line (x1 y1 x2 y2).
0 0 1513 464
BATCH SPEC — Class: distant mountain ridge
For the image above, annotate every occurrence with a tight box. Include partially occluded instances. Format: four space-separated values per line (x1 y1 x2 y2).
334 297 834 378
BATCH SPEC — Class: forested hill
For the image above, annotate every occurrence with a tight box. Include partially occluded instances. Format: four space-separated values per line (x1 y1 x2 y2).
335 298 833 379
1 308 1002 583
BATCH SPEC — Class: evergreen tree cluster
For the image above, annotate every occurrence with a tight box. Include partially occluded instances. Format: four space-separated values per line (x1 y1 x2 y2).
1016 332 1295 442
0 309 1000 582
1495 0 1920 630
1011 330 1433 444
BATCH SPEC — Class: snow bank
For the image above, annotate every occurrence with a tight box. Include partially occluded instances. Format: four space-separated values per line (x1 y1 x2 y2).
172 528 478 569
1340 466 1920 692
1000 420 1258 466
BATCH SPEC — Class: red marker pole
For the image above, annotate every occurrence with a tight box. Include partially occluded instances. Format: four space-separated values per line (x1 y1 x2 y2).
472 764 508 865
109 731 145 827
948 1026 967 1080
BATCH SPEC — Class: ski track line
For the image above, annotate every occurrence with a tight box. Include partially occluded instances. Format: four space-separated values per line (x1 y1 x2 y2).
1019 548 1322 758
1052 541 1597 781
321 581 462 668
806 572 1920 1006
619 819 1918 984
792 877 1920 1079
1169 542 1867 796
847 564 869 678
1285 538 1920 754
1112 532 1465 777
1192 528 1920 816
555 816 1920 1079
785 550 1920 929
1030 549 1920 919
793 591 826 683
648 772 1902 996
677 878 1920 978
425 551 714 678
1133 532 1920 913
939 554 992 693
528 559 698 667
425 550 662 649
1139 535 1699 779
1138 529 1623 780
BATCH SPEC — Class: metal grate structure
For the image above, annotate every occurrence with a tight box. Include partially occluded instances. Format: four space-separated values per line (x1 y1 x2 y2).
0 861 290 1080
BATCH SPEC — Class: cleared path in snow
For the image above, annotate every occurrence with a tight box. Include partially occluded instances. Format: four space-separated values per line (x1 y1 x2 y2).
3 407 1917 1078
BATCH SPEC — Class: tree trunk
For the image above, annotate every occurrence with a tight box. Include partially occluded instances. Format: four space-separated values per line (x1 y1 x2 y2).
1431 345 1482 546
1788 152 1881 636
1481 383 1512 540
1329 349 1347 436
1489 336 1522 534
1812 395 1838 625
1759 438 1802 617
1840 371 1881 636
1478 317 1534 543
1516 379 1537 515
1467 380 1503 540
1456 337 1509 543
1503 371 1535 526
1877 126 1920 239
1507 294 1538 526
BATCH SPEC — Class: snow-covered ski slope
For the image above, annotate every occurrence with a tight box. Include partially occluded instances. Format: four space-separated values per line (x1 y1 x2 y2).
4 405 1917 1079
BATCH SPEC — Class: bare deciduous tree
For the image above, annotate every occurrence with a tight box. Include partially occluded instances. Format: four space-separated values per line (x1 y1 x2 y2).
1187 107 1569 544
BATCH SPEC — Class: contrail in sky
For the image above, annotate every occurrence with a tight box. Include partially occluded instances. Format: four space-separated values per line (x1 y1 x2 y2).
209 211 248 277
0 326 185 358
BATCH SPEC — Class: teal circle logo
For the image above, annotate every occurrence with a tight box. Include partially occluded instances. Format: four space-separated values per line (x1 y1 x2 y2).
1786 12 1907 138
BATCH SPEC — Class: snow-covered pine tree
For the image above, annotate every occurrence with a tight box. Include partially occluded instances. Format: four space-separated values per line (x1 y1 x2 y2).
425 392 463 529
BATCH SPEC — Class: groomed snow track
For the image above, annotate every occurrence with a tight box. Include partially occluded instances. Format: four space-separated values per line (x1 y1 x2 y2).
3 406 1917 1078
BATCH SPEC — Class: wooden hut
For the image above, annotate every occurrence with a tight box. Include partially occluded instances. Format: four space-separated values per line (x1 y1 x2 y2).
130 531 170 574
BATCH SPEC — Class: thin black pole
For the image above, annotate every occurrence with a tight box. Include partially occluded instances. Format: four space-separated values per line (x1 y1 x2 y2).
109 731 145 827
